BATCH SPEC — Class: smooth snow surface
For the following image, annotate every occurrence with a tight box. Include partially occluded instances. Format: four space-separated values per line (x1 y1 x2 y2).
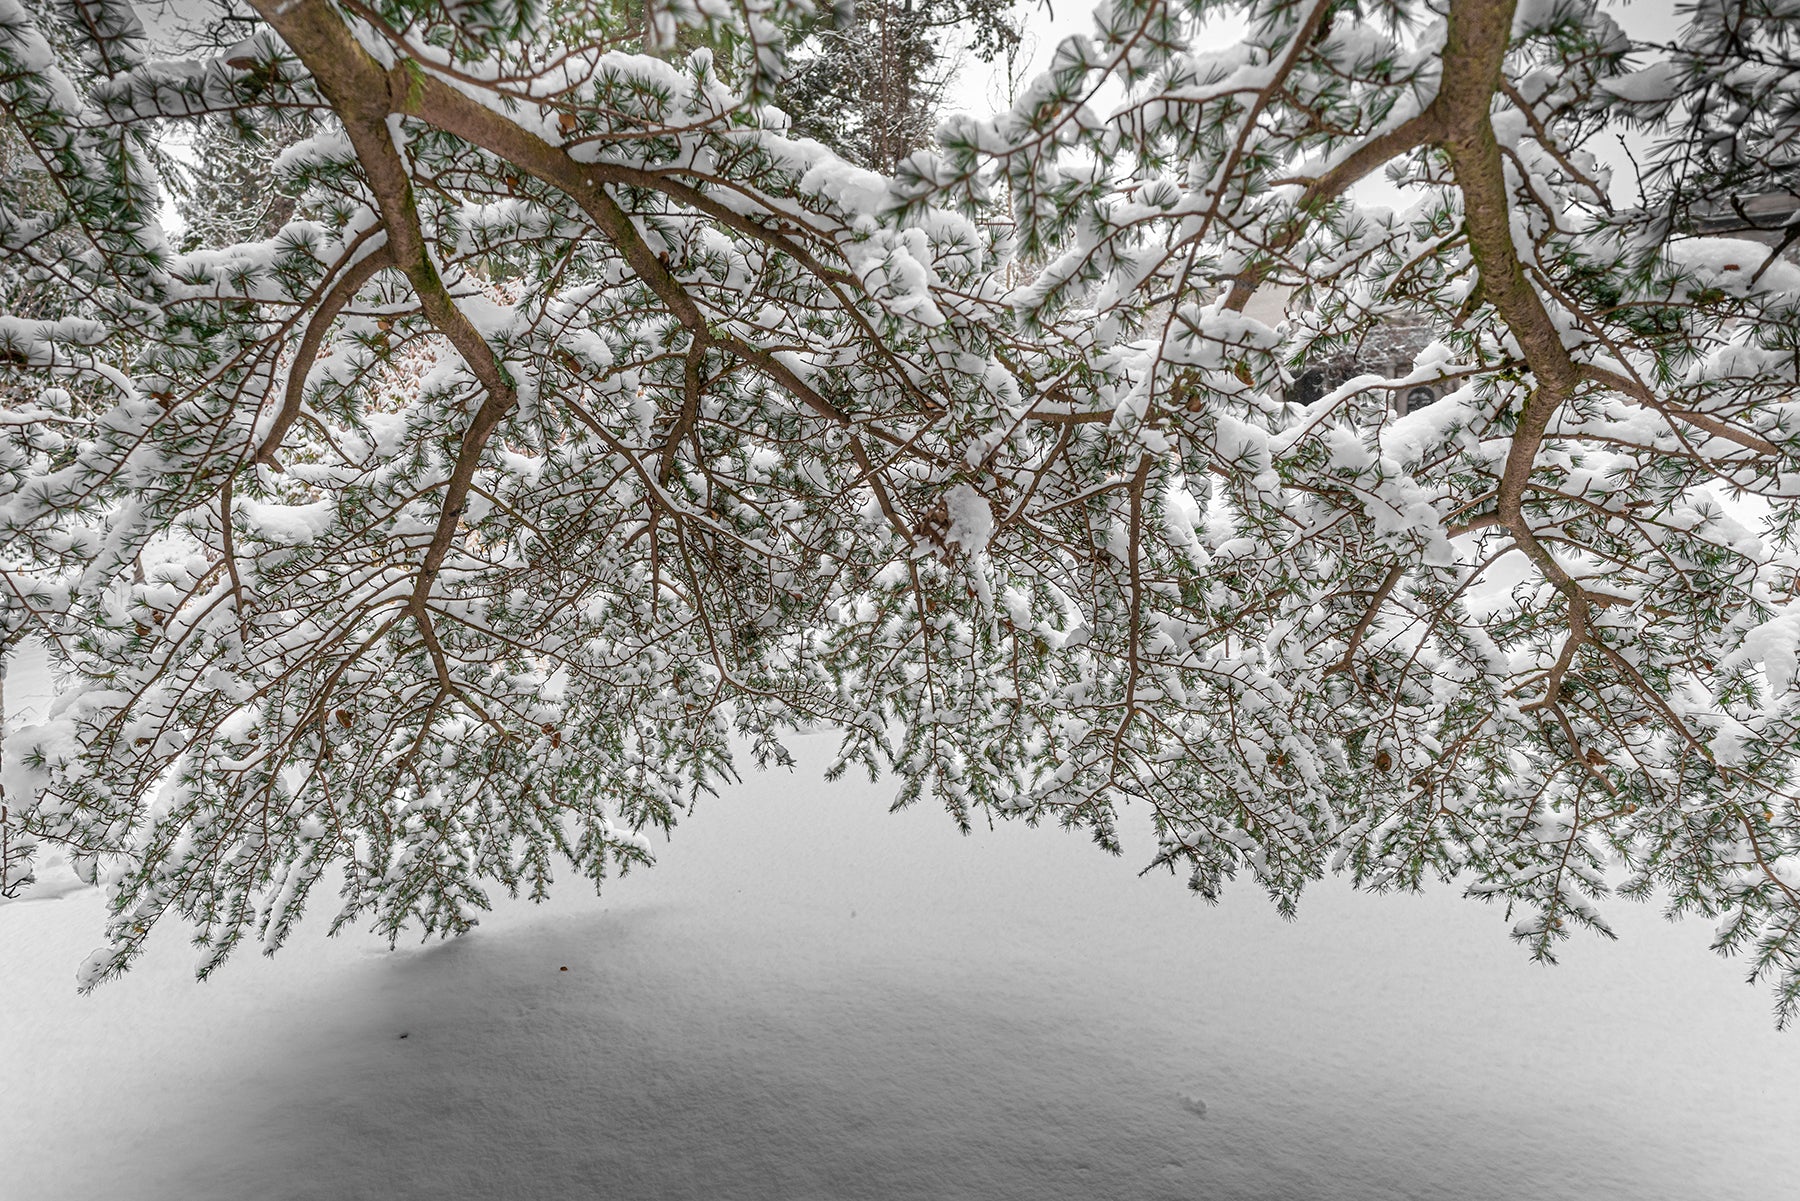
5 652 1799 1199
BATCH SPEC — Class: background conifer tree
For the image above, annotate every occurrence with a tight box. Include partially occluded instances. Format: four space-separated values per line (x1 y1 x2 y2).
781 0 1023 169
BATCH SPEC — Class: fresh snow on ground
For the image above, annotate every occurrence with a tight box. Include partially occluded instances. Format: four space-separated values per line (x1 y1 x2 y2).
5 647 1799 1200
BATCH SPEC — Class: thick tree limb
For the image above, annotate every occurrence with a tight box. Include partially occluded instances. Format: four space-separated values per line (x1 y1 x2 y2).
249 0 519 608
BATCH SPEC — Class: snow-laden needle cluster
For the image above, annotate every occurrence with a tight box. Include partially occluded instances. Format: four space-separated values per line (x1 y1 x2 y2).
3 0 1800 1020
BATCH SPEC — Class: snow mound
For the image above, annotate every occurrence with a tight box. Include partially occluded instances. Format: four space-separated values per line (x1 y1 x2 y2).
3 738 1798 1200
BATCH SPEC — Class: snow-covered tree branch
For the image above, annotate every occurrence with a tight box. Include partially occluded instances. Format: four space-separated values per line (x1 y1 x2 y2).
4 0 1800 1021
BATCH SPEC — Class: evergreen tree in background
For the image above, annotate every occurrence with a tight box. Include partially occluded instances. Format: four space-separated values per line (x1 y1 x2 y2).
781 0 1022 169
5 0 1800 1025
169 115 306 251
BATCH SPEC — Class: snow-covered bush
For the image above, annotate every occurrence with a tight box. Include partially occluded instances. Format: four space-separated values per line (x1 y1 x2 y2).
4 0 1800 1020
